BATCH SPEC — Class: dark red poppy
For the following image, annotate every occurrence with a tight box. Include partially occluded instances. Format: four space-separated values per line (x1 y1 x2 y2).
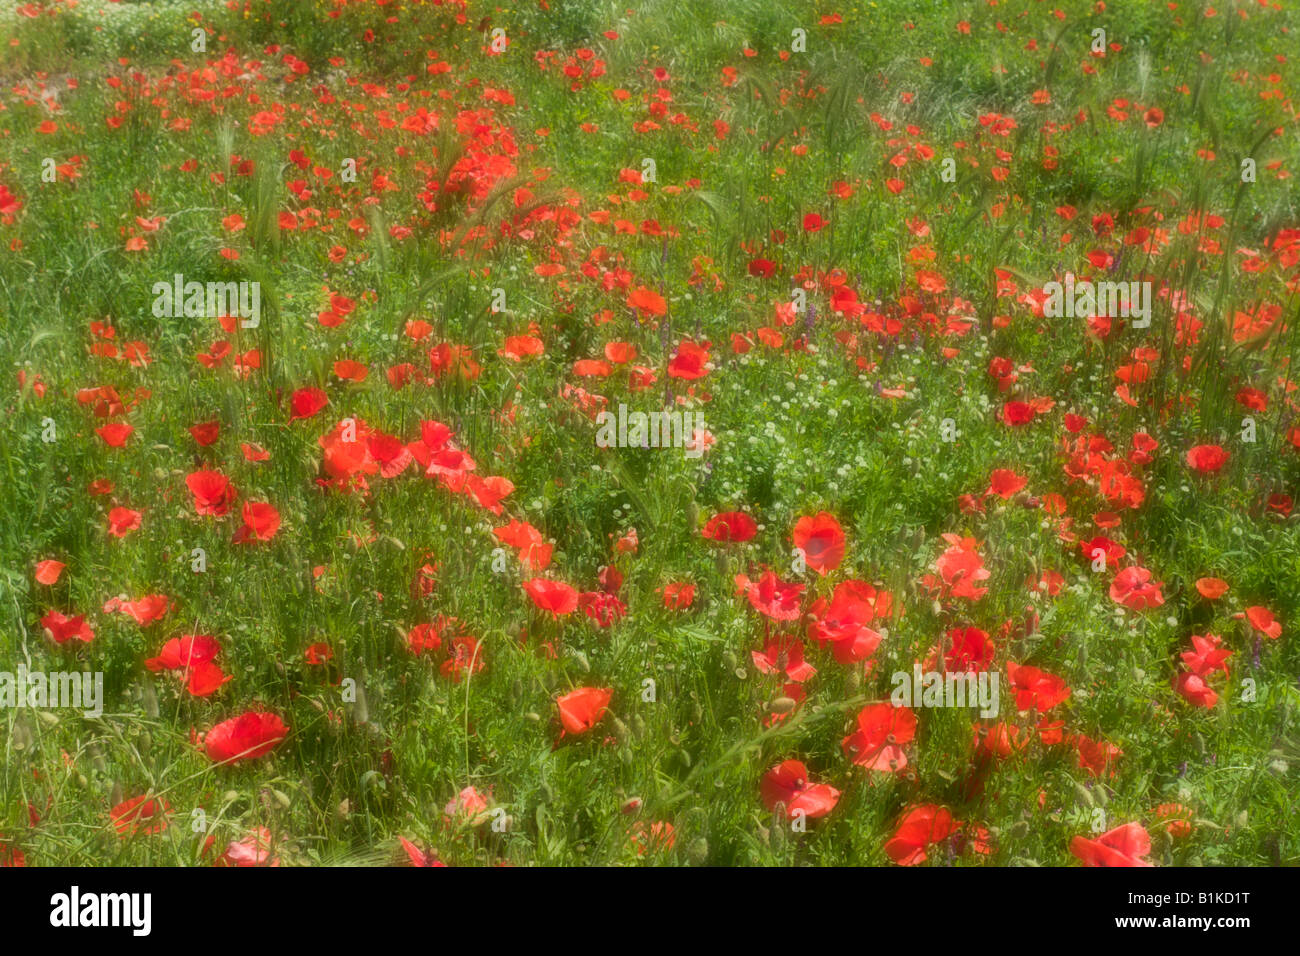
701 511 758 543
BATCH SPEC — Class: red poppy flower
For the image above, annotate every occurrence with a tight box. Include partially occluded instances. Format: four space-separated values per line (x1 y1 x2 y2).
1005 661 1071 712
1185 444 1228 474
884 805 957 865
109 795 170 837
986 468 1027 499
929 536 991 601
660 582 696 609
442 634 486 683
213 828 279 867
186 661 232 697
1109 565 1164 610
398 837 444 867
807 580 887 663
625 286 667 316
103 594 171 627
96 423 134 447
186 469 237 517
751 635 816 682
189 421 220 447
107 506 142 537
1152 804 1194 839
234 501 281 543
40 610 94 644
304 643 334 666
604 341 637 364
943 626 995 672
666 340 711 379
1075 734 1123 778
494 520 553 571
578 590 627 627
204 712 288 764
333 359 368 382
760 760 840 819
791 511 845 575
406 621 444 656
1069 821 1152 867
1238 605 1282 639
702 511 757 542
629 820 676 855
573 358 613 378
1172 671 1218 708
1194 577 1229 600
736 570 804 621
523 578 580 616
1001 401 1035 426
1080 535 1125 568
241 442 271 463
34 559 65 585
842 702 917 771
464 474 514 514
288 386 329 422
146 634 221 672
802 212 828 233
499 335 545 361
1181 633 1231 678
556 686 612 735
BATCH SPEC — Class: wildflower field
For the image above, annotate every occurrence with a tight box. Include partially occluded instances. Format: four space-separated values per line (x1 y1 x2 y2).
1 0 1298 871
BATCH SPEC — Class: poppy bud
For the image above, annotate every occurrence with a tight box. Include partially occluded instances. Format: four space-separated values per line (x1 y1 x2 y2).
686 838 709 864
621 797 643 814
770 696 796 714
37 710 59 726
141 678 159 718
